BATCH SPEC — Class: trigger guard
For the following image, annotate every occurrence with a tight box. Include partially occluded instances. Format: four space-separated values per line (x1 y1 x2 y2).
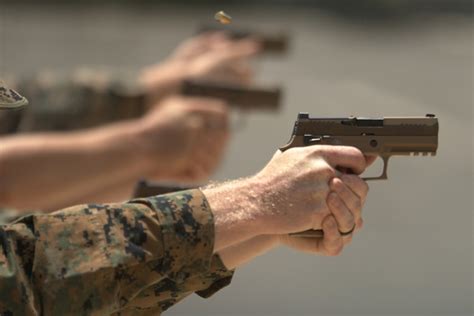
362 155 390 180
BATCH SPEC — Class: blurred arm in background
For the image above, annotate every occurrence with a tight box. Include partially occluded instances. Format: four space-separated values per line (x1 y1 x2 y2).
0 32 260 134
0 33 260 210
0 96 229 212
139 32 259 103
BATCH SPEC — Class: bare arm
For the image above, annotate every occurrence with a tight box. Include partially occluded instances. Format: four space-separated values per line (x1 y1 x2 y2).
0 97 230 211
204 146 370 269
0 120 148 211
71 178 138 205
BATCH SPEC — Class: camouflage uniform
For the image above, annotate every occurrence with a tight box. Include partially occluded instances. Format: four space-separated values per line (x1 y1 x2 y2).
0 191 234 315
0 71 146 134
0 83 234 314
0 80 30 133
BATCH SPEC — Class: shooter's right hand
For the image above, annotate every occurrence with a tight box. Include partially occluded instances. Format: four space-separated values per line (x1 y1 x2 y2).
136 96 230 183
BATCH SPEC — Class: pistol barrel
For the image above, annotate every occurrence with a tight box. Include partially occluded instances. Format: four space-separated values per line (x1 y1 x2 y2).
196 25 289 54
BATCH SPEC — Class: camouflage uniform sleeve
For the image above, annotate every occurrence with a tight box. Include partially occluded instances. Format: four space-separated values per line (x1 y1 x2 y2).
115 253 234 315
7 70 146 133
0 189 234 315
0 83 28 134
0 207 23 225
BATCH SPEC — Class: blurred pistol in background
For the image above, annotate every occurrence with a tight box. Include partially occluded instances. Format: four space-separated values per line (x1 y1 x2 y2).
133 180 193 198
181 79 281 111
197 25 289 54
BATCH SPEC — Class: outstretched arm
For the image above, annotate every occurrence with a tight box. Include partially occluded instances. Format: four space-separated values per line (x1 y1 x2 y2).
0 190 233 315
0 96 229 212
5 33 260 134
0 120 146 211
206 146 369 268
0 146 370 315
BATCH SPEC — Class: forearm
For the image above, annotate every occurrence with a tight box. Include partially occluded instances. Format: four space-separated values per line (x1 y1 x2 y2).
85 182 281 270
68 178 137 205
139 61 183 103
203 178 266 252
85 177 278 262
0 120 149 211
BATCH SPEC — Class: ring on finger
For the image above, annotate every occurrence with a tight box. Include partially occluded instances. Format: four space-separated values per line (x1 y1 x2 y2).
338 223 356 236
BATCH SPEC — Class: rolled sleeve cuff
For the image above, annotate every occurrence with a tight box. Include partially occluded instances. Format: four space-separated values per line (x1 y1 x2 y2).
132 189 215 281
195 254 235 298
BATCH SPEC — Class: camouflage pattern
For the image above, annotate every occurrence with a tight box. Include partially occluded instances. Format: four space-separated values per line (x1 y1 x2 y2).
0 208 23 225
0 190 234 315
0 80 29 133
0 71 146 134
0 81 29 109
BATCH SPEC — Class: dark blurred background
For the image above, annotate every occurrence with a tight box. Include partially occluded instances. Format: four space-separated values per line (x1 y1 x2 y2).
1 1 472 315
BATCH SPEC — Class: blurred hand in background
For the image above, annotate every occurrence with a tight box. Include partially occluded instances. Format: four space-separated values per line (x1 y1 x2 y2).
0 95 229 211
137 95 230 183
139 32 261 103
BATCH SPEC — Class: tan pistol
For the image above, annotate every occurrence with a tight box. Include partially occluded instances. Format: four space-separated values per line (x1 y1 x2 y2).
281 112 439 238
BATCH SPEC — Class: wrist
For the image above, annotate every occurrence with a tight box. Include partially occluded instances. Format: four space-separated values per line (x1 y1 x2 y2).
125 119 167 176
138 60 184 101
258 234 282 249
202 177 268 251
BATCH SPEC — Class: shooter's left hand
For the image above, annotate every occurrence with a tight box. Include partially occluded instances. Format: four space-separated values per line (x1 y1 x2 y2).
139 32 261 103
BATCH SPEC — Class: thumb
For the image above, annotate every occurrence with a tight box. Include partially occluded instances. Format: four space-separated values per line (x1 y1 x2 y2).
314 145 367 175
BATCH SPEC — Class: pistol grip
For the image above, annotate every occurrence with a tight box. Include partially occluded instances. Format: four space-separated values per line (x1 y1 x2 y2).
362 155 390 181
290 155 391 238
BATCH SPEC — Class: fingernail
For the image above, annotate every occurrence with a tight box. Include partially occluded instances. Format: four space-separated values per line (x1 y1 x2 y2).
331 179 343 191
